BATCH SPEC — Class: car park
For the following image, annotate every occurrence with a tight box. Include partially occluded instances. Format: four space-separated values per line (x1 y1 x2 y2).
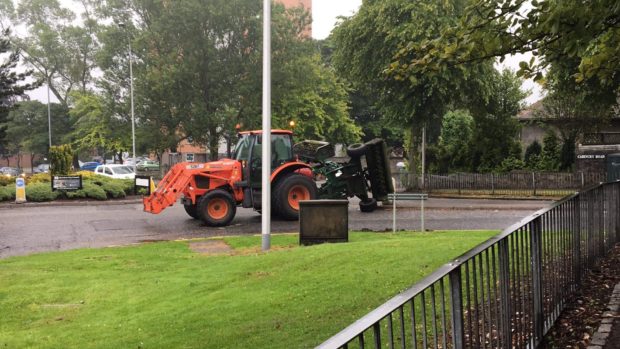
0 167 21 177
80 162 101 171
33 164 50 174
94 164 136 179
136 160 160 171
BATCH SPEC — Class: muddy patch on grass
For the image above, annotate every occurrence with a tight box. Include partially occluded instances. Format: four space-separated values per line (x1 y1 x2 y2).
189 240 233 255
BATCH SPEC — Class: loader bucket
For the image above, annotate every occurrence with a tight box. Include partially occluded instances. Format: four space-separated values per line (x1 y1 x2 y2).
363 138 394 202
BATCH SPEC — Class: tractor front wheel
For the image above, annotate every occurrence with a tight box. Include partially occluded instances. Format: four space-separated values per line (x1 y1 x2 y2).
197 190 236 227
183 201 199 219
274 174 317 220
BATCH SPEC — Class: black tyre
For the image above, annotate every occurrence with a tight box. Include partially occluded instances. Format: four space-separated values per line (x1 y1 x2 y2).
359 198 378 212
183 201 199 219
197 189 237 227
273 174 318 220
346 143 367 158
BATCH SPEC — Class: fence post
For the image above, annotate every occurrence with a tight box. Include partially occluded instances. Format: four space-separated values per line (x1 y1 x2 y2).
530 217 544 345
491 173 495 195
498 238 512 346
581 172 585 189
458 173 462 195
449 267 465 349
573 195 582 287
532 172 537 196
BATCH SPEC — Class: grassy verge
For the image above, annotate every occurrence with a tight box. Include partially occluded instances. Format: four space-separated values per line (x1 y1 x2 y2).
0 231 496 349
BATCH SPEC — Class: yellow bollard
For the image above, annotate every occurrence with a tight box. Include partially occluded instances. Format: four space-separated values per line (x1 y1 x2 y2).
149 177 156 194
15 177 26 203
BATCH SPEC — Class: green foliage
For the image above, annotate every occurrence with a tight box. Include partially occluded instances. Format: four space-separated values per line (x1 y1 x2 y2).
2 102 70 160
524 141 542 166
470 70 525 172
0 175 15 186
495 156 526 173
0 28 37 158
49 144 73 175
412 0 620 106
26 173 51 184
25 182 59 202
98 180 126 199
436 110 474 172
80 181 107 200
0 185 14 201
331 0 490 173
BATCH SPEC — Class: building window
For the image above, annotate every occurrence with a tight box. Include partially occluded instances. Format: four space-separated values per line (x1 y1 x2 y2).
186 153 194 162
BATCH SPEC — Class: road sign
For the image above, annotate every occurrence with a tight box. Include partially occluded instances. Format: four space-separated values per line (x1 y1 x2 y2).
15 177 26 203
52 176 83 191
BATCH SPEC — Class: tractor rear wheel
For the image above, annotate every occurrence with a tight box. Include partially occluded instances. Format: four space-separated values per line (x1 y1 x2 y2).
359 198 378 212
197 189 236 227
183 201 199 219
346 143 367 158
273 174 317 220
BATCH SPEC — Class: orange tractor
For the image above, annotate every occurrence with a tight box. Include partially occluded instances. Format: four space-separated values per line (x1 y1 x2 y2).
143 130 393 227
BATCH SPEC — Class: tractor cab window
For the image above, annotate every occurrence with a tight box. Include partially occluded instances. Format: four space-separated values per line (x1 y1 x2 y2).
251 134 293 168
234 135 252 161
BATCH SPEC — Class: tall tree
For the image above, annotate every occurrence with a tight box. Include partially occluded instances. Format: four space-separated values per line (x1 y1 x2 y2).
2 101 69 170
331 0 491 177
0 28 37 163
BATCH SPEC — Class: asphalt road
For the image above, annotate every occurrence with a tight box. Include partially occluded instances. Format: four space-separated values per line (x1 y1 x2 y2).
0 198 552 259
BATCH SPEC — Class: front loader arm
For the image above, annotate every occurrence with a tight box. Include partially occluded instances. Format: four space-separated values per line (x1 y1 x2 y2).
143 163 206 214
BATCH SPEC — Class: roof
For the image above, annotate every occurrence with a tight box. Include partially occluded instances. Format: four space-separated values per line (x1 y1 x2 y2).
516 100 544 121
238 129 293 135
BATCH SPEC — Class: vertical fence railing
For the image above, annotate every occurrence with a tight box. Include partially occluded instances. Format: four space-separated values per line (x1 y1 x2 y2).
317 181 620 349
393 171 606 197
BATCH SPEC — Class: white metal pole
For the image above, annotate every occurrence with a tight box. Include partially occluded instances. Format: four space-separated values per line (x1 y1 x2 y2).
47 76 51 148
421 125 426 190
392 178 396 233
129 39 136 173
261 0 272 251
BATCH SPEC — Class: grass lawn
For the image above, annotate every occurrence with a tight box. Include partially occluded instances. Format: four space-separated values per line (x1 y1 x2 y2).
0 231 496 349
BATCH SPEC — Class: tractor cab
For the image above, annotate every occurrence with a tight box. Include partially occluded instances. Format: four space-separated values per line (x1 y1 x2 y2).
232 129 316 215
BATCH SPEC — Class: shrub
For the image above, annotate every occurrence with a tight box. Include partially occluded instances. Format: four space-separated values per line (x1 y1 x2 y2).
26 182 59 202
0 186 15 201
65 188 88 199
99 180 126 198
82 182 107 200
495 156 526 173
119 179 135 195
49 144 73 175
75 170 98 180
27 173 52 184
0 176 16 186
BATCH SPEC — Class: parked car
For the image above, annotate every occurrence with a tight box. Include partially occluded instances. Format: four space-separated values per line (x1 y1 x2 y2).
0 167 21 177
94 164 135 179
33 164 50 174
80 162 101 171
136 160 160 171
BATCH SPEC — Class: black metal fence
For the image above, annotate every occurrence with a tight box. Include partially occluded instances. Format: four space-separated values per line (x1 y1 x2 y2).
317 181 620 349
394 171 606 197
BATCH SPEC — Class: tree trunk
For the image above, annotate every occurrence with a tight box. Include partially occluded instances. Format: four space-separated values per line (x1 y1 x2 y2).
208 127 219 161
407 124 418 191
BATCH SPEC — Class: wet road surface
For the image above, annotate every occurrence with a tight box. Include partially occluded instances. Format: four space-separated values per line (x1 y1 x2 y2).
0 198 551 259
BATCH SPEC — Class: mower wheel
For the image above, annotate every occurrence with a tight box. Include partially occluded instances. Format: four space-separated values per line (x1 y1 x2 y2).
183 201 199 219
346 143 367 158
273 174 317 220
197 189 236 227
359 198 378 212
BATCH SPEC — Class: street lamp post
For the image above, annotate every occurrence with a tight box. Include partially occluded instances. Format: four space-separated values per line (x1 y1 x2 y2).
261 0 272 251
119 22 137 173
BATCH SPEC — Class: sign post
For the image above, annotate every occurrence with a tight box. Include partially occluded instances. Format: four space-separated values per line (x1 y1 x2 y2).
51 176 83 191
15 177 26 203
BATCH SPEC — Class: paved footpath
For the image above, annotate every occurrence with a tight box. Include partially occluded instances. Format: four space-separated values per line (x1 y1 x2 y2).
588 282 620 349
